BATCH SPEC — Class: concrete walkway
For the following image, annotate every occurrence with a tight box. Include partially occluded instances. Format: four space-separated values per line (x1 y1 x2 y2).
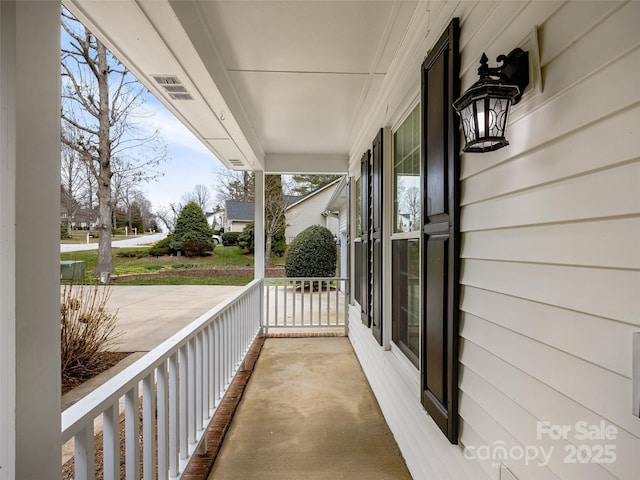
208 337 411 480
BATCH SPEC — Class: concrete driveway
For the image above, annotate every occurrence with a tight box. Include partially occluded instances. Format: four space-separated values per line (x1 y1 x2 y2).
61 284 243 410
104 285 242 352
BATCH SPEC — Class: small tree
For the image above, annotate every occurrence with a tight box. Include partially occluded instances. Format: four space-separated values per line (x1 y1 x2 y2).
171 201 214 256
285 225 336 277
238 222 285 259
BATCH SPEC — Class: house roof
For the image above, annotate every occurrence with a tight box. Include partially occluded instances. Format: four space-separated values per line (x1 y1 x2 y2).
226 194 307 222
286 179 342 211
225 200 255 222
325 177 348 213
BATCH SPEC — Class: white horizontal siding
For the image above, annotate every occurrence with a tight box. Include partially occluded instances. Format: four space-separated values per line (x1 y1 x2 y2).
461 105 640 206
456 2 640 480
346 2 640 479
461 259 639 324
461 217 640 270
460 339 640 480
460 287 637 377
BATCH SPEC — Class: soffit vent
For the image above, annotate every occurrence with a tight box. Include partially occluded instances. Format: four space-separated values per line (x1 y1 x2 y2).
228 159 244 166
169 93 193 101
152 75 193 101
152 75 180 85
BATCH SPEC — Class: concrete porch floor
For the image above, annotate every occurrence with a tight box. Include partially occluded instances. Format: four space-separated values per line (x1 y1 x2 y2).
208 337 412 479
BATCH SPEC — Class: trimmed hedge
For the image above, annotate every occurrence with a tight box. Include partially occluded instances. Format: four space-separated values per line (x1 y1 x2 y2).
285 225 336 277
222 231 241 246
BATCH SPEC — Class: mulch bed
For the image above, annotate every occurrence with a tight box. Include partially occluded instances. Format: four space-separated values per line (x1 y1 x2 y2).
109 266 285 283
62 351 130 395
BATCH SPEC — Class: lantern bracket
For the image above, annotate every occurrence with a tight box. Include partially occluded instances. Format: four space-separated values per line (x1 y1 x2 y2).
478 48 529 104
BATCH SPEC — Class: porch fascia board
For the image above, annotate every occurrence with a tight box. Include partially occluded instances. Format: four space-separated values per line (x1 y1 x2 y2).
264 153 348 174
63 0 266 172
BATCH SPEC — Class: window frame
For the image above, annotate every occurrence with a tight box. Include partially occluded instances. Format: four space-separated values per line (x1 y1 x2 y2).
390 101 422 368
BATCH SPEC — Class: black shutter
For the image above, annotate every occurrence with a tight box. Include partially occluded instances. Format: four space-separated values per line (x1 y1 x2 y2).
371 129 383 345
360 150 371 326
420 18 460 444
346 177 351 302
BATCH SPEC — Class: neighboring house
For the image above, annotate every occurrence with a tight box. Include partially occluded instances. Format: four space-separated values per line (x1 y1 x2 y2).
5 3 639 479
223 183 340 242
204 211 221 230
324 177 348 279
222 200 255 233
284 179 341 243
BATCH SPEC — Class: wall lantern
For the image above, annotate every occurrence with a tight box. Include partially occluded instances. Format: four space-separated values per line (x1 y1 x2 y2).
453 48 529 153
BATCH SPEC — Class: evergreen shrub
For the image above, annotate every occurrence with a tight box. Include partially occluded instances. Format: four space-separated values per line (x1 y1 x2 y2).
222 231 241 246
285 225 336 277
149 234 175 257
171 202 214 255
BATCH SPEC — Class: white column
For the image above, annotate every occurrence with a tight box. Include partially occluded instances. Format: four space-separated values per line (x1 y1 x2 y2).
0 2 61 478
254 170 265 278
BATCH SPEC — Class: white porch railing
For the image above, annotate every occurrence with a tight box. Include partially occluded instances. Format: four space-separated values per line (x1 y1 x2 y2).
61 279 262 480
263 277 348 335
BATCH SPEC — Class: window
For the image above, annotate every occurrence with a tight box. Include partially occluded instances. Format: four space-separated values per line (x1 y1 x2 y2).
394 105 420 233
392 238 420 364
353 176 362 308
391 104 421 365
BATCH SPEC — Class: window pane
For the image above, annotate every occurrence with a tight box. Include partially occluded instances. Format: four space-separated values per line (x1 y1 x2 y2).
394 105 421 233
355 176 362 236
392 238 420 365
354 241 362 307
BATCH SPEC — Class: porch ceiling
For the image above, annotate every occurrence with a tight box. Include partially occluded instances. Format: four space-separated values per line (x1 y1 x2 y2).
64 0 418 173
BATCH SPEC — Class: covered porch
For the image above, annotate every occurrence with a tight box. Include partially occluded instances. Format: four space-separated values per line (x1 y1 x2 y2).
207 336 410 480
2 1 638 479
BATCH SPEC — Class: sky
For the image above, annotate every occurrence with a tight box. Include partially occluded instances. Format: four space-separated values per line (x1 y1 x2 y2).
138 94 225 212
61 11 226 214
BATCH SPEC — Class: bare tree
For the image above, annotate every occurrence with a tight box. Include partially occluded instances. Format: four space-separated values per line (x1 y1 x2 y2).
181 184 213 213
60 143 84 232
132 192 156 231
213 168 255 203
403 186 421 231
192 184 213 212
213 169 286 263
60 9 166 273
264 175 288 265
155 202 182 232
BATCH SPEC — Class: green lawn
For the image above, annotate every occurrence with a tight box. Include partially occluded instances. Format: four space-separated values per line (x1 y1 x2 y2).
61 245 255 286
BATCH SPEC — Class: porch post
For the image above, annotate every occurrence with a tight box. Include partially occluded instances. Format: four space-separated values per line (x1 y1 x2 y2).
254 170 265 278
0 2 62 478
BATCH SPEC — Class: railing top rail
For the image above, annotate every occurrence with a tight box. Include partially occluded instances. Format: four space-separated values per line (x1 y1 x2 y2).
265 277 348 282
61 278 262 442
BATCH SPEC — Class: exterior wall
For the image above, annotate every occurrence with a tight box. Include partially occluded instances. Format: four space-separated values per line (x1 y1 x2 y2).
226 220 250 233
349 2 640 479
457 2 640 479
285 185 338 243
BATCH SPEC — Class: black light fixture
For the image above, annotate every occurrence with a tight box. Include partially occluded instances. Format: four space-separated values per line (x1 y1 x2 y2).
453 48 529 153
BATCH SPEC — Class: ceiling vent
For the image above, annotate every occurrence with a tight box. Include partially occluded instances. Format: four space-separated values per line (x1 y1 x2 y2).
169 93 193 101
152 75 193 101
228 159 244 167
